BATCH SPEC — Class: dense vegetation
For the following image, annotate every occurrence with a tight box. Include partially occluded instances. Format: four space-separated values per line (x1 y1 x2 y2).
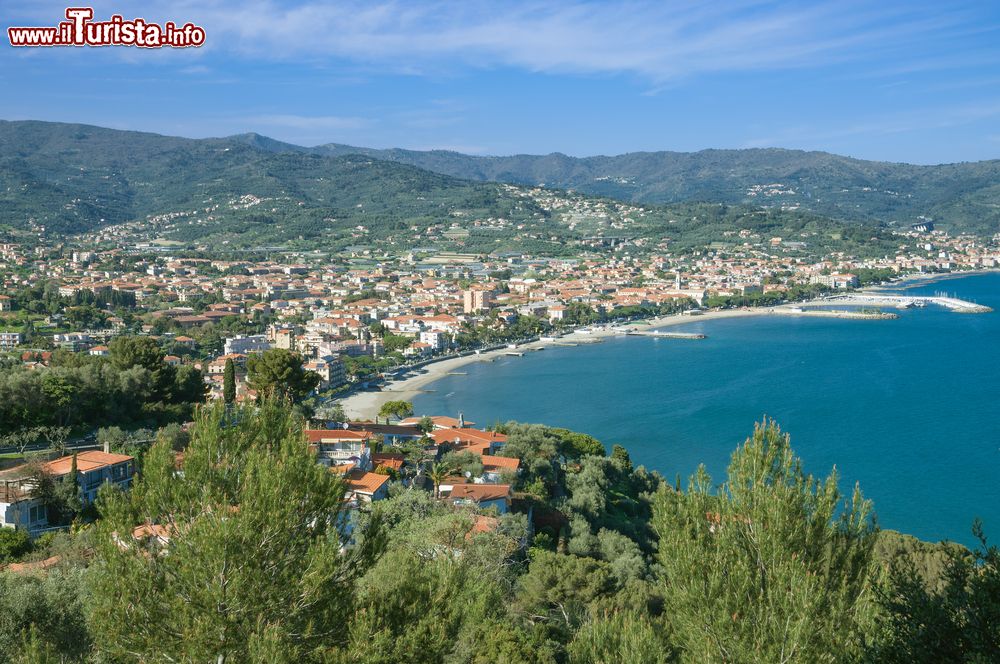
0 336 206 440
318 142 1000 235
1 404 995 662
0 121 549 251
2 121 996 258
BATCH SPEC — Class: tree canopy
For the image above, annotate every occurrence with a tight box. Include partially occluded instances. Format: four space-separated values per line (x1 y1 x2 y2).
245 349 319 403
87 399 384 662
651 419 878 663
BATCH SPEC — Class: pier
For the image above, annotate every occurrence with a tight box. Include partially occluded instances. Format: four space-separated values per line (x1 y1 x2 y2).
626 330 706 339
822 293 992 313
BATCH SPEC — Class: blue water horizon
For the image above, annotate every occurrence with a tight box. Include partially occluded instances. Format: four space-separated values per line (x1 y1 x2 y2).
413 272 1000 547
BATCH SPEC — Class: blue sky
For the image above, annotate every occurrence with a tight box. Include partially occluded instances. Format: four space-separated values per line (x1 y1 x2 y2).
3 1 1000 163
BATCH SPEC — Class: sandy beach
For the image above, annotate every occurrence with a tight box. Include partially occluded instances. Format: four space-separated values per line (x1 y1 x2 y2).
339 307 770 420
338 269 1000 421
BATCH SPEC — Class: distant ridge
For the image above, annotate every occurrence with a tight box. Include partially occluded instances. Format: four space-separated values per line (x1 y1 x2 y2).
0 119 998 235
312 142 1000 234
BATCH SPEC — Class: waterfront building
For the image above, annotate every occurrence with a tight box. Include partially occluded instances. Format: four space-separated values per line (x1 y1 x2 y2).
463 287 495 313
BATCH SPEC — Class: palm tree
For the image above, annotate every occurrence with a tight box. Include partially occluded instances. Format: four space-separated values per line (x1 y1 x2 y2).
429 462 447 499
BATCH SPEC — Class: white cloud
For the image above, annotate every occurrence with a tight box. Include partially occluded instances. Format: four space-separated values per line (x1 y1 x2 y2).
10 0 982 83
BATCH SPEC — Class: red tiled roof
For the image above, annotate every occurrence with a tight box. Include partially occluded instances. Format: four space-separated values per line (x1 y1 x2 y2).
430 428 506 446
43 450 133 476
449 484 511 502
305 429 371 443
344 469 390 495
3 556 61 574
481 454 520 471
371 453 404 471
467 515 499 537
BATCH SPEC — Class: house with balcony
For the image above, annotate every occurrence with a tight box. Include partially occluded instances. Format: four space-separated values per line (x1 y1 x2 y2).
0 450 135 534
305 428 372 470
0 481 48 533
43 450 136 504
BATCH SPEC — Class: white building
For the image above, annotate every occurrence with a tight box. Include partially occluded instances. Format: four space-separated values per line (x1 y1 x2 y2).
0 332 22 348
223 334 270 356
419 329 447 350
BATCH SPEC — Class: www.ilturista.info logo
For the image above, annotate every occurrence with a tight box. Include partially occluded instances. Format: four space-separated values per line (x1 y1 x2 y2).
8 7 205 48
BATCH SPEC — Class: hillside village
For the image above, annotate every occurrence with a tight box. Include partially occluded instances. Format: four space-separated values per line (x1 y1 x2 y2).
0 409 521 539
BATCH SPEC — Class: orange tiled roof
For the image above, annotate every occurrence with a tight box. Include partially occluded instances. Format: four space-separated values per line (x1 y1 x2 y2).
43 450 133 476
468 515 499 536
481 454 520 471
344 469 390 495
371 453 404 471
449 484 511 502
430 428 506 446
305 429 371 443
3 556 61 574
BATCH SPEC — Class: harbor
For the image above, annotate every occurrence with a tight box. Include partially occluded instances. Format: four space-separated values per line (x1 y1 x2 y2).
820 293 992 313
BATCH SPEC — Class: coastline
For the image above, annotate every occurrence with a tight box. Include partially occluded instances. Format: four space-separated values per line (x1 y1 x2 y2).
339 269 999 421
865 268 999 292
341 306 811 420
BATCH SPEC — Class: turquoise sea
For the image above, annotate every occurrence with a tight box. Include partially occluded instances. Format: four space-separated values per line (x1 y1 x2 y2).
413 272 1000 547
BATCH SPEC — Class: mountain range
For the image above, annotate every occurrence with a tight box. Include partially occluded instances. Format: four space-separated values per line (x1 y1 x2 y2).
2 120 998 239
309 142 1000 235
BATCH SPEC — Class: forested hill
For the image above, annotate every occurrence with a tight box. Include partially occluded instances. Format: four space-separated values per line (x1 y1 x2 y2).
3 120 999 241
314 143 1000 235
0 120 527 237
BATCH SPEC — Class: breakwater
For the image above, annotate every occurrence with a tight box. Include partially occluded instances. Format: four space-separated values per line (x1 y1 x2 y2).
823 293 992 313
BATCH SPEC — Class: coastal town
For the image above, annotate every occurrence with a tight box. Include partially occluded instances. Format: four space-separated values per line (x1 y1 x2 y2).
0 215 997 535
0 216 991 535
2 223 997 405
4 1 1000 658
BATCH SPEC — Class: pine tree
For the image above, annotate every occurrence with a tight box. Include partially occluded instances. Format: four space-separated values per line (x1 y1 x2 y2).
21 318 35 344
65 452 81 515
51 452 82 523
223 357 236 404
86 398 385 662
245 349 319 403
651 419 877 663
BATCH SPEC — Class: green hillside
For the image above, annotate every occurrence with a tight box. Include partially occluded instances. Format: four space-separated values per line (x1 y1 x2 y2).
0 120 989 255
0 121 541 243
316 144 1000 235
